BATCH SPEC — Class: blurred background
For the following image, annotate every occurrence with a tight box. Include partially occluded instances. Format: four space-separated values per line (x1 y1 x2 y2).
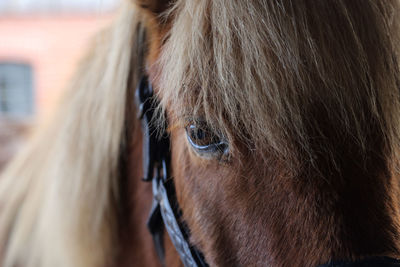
0 0 121 170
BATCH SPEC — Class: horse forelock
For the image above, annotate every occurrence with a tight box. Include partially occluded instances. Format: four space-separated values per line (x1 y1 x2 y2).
155 0 400 174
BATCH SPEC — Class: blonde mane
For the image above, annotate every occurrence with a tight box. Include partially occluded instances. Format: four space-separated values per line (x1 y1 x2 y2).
0 2 144 266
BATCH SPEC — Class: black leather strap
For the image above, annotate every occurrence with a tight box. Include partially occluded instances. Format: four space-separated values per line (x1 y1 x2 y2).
152 166 208 267
136 76 208 267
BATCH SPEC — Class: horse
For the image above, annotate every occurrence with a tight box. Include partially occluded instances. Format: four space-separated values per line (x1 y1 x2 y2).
1 0 400 266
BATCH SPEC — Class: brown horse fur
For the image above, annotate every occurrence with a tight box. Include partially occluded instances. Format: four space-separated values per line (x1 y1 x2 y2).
1 0 400 267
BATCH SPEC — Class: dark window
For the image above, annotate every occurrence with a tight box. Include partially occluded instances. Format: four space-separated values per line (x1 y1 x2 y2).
0 63 34 117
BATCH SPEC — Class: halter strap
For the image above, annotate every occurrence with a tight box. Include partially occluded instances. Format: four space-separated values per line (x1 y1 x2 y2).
136 76 208 267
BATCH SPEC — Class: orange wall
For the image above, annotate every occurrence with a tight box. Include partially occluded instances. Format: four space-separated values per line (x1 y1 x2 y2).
0 14 114 120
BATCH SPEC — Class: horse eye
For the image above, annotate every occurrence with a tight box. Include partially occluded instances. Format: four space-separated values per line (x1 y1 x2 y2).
185 123 229 157
186 124 215 146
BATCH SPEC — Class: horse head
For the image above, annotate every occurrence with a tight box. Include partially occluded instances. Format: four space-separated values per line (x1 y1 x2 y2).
1 1 400 267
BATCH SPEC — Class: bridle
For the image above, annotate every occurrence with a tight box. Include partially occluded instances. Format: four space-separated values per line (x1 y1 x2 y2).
134 75 400 267
135 76 208 267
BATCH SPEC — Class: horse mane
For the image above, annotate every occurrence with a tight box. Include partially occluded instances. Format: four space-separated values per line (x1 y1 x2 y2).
158 0 400 173
0 2 144 266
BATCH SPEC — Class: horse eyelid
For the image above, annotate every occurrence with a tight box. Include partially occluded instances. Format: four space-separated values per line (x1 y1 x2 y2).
186 132 229 158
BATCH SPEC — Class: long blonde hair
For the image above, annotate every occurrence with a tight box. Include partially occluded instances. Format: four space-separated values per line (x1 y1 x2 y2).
0 3 143 266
